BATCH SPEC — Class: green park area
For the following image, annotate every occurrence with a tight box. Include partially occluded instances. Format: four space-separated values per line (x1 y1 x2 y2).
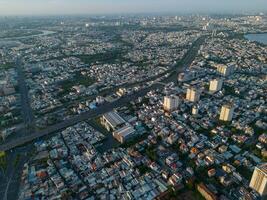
75 50 124 65
0 62 15 70
59 72 95 96
0 151 7 173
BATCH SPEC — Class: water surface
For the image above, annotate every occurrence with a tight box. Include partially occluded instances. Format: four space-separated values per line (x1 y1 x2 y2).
245 33 267 45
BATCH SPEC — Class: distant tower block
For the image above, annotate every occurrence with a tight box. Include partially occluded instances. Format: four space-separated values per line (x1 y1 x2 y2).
163 96 179 112
192 105 199 115
249 163 267 197
219 104 234 122
216 64 234 76
186 88 200 102
209 79 223 92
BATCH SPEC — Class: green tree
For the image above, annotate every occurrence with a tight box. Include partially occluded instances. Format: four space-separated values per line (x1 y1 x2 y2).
0 151 7 174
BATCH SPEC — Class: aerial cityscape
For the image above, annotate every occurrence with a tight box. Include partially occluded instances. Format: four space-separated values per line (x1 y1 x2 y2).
0 1 267 200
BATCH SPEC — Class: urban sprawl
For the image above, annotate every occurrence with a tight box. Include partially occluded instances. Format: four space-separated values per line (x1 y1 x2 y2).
0 14 266 200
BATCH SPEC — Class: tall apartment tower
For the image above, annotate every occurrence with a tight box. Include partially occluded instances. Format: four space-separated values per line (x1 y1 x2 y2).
250 163 267 197
209 79 223 92
186 88 200 102
219 104 234 121
217 64 234 76
163 95 179 112
192 105 199 115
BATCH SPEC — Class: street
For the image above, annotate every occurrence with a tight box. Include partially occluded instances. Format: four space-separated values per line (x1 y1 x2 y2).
0 36 206 152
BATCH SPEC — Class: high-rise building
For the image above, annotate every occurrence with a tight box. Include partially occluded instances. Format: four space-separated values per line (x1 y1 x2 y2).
186 88 200 102
219 104 234 121
250 163 267 197
192 105 199 115
197 183 217 200
163 96 179 112
216 64 234 76
209 79 223 92
116 88 127 97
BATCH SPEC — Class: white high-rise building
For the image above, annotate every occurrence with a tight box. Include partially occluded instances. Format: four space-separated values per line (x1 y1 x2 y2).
186 88 200 102
250 163 267 197
209 79 223 92
219 105 234 121
192 105 199 115
216 64 234 76
163 96 179 112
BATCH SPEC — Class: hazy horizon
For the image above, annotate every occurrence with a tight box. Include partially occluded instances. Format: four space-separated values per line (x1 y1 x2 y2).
0 0 266 16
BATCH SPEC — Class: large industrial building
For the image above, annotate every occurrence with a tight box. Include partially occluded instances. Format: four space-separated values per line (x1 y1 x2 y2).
101 111 136 143
101 111 126 131
113 124 136 144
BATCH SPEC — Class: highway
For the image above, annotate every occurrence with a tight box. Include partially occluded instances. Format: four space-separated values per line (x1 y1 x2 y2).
16 58 35 128
0 85 157 151
0 59 36 200
0 35 206 152
55 36 206 109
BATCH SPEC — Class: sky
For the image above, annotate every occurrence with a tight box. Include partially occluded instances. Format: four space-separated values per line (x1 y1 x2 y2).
0 0 266 16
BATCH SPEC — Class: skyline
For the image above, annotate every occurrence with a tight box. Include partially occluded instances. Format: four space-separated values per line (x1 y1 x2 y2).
0 0 267 16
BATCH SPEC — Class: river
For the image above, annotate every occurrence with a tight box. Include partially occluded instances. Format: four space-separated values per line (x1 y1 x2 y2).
0 30 55 47
245 33 267 45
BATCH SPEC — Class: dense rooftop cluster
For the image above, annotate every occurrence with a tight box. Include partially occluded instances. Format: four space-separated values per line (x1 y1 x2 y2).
0 14 266 200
